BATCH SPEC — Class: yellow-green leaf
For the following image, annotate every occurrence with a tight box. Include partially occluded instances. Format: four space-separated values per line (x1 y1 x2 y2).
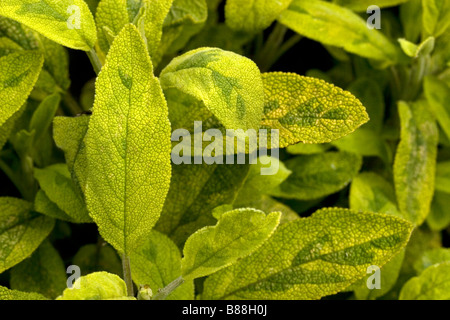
399 262 450 299
181 208 281 280
422 0 450 37
73 244 122 276
160 47 264 132
85 24 171 255
10 240 66 299
0 0 97 51
0 197 55 273
34 164 92 223
130 230 194 300
278 0 403 64
335 0 410 11
225 0 292 33
57 271 131 300
260 72 369 147
0 51 43 127
394 100 438 226
155 163 250 248
53 115 89 194
270 152 362 200
202 208 413 300
0 286 48 300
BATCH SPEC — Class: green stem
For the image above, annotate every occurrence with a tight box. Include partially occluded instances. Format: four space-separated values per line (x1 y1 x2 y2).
87 48 103 75
255 22 287 72
62 91 83 115
152 276 184 300
121 254 134 297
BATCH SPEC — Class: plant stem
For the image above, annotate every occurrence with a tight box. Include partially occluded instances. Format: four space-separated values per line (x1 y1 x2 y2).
87 48 103 75
121 254 134 297
255 22 287 72
62 91 83 115
152 276 184 300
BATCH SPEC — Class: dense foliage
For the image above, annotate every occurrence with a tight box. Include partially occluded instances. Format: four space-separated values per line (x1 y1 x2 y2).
0 0 449 300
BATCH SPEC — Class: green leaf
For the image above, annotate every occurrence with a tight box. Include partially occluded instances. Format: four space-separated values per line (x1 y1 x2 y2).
424 76 450 141
202 208 413 300
346 78 385 133
53 115 89 194
286 143 330 155
427 191 450 231
270 152 362 200
278 0 403 64
400 0 423 42
331 128 390 162
414 248 450 274
435 161 450 193
57 272 131 300
0 16 71 93
260 72 369 147
400 262 450 299
85 24 171 255
10 240 66 299
154 0 207 64
0 51 43 127
95 0 174 58
225 0 292 33
160 47 264 132
34 189 75 222
72 244 122 276
0 0 97 51
155 163 250 247
130 230 194 300
350 172 402 219
354 249 405 300
349 172 405 299
29 93 60 145
0 286 48 300
394 100 438 226
334 0 410 11
34 164 92 223
235 156 291 205
422 0 450 37
398 37 435 58
0 197 54 273
181 208 280 280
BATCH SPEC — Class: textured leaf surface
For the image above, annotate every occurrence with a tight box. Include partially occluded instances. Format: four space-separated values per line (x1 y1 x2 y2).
53 115 89 194
34 189 74 222
435 161 450 193
57 272 130 300
414 248 450 274
400 262 450 299
0 51 43 127
235 156 291 205
278 0 402 63
424 76 450 141
85 24 171 255
10 240 66 299
0 0 97 50
0 286 48 300
350 172 402 219
422 0 450 37
335 0 410 11
95 0 174 57
155 163 250 247
130 230 194 300
34 164 92 223
0 197 54 273
225 0 292 33
427 191 450 231
260 72 369 147
160 47 264 132
270 152 362 200
182 208 280 280
0 16 70 93
202 208 412 300
394 101 438 226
